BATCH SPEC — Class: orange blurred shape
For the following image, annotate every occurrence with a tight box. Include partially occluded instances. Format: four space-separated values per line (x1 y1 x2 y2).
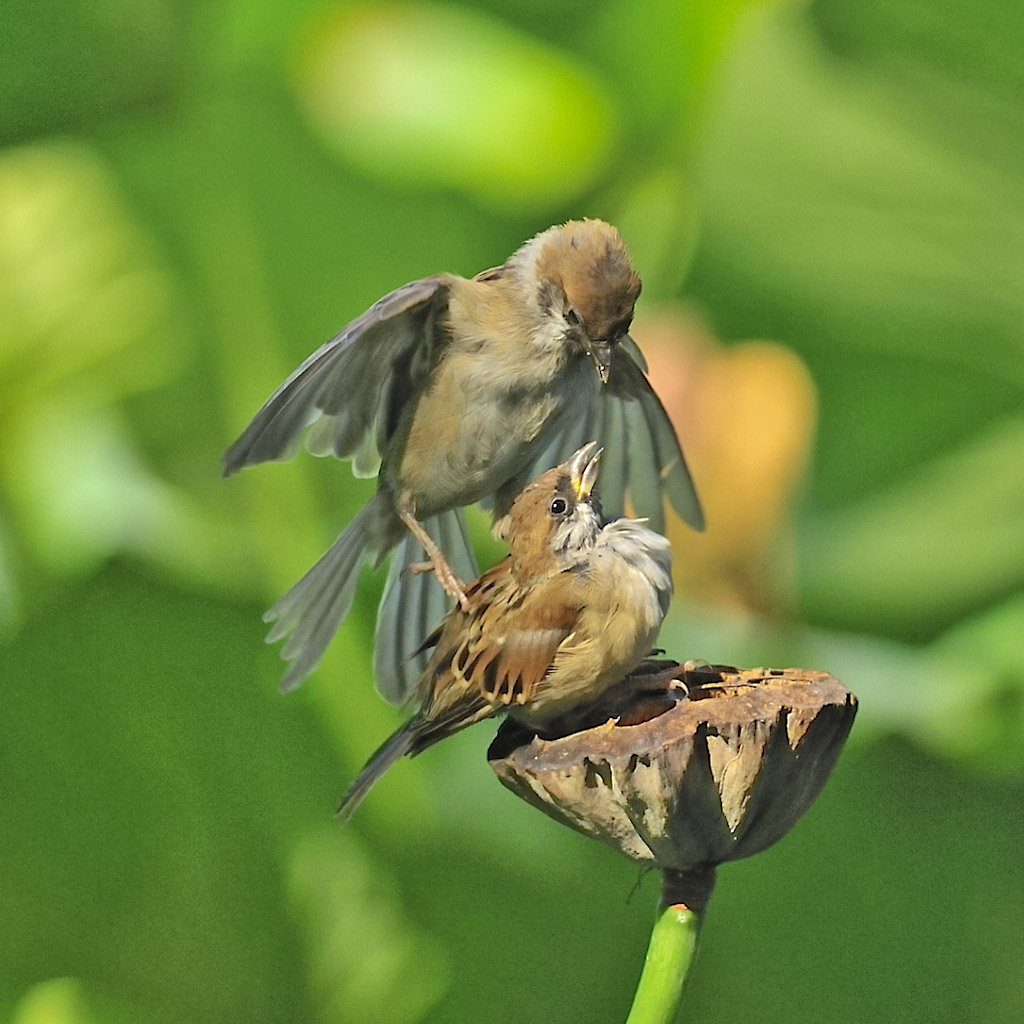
635 310 817 616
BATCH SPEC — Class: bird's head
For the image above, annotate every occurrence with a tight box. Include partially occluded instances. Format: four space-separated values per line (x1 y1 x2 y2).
523 219 641 384
497 443 605 579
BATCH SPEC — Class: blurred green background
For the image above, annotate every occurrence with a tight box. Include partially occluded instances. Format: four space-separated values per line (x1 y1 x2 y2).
2 0 1023 1021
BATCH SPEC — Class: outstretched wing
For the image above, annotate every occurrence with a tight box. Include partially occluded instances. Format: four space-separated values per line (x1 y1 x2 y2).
489 340 704 532
222 275 452 477
603 341 704 532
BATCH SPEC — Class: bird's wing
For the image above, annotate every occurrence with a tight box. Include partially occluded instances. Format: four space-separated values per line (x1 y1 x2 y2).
222 275 452 476
605 341 704 532
443 576 580 708
488 341 704 532
485 368 606 517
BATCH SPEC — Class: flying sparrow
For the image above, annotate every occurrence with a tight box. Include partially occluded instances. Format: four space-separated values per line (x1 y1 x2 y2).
223 219 700 697
336 443 674 821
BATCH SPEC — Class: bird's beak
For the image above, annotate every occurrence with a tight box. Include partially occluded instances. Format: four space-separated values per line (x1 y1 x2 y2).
569 442 603 501
582 337 613 385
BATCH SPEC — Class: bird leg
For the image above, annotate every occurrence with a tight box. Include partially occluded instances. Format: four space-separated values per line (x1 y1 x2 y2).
397 498 470 611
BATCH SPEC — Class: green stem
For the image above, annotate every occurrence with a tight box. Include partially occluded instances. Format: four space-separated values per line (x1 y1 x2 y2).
624 867 714 1024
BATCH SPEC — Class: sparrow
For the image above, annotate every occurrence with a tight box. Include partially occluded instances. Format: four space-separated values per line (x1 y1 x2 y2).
336 443 674 821
222 219 701 697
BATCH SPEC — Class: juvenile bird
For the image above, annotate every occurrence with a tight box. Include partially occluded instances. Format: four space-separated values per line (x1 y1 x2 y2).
336 443 673 821
223 220 700 697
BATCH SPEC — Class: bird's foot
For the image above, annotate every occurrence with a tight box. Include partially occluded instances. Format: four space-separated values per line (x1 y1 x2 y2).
407 556 469 610
431 551 470 610
398 504 470 611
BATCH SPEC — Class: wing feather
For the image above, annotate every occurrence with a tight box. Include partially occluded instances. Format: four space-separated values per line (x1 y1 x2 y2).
455 581 579 706
222 275 451 476
485 342 703 531
597 392 627 521
622 396 664 532
609 345 704 531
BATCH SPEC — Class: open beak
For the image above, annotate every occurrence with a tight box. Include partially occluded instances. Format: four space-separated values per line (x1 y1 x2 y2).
582 337 613 385
568 442 603 502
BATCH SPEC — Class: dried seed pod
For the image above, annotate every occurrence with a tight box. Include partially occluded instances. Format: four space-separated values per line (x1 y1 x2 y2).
488 663 856 883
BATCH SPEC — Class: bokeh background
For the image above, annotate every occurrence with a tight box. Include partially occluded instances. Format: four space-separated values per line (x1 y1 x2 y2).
3 0 1023 1021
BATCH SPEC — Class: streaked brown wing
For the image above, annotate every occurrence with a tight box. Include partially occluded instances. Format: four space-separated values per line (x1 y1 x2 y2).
411 559 510 710
222 274 452 476
445 574 580 708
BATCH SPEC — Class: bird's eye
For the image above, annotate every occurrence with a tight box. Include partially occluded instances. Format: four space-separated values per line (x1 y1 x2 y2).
549 497 568 515
564 308 581 328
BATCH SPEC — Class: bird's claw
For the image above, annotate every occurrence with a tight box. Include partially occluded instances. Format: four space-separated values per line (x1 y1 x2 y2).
436 558 470 611
407 557 470 611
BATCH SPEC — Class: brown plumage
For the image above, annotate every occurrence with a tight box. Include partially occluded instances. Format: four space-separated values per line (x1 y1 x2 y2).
223 219 700 699
336 444 674 822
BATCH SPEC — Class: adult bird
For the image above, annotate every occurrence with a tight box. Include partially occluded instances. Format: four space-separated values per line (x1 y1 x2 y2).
223 219 701 697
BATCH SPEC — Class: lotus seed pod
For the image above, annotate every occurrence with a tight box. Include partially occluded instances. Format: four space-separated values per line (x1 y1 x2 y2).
489 663 856 877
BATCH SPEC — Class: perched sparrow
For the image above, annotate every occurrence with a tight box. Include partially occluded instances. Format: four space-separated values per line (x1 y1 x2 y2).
223 220 701 697
336 443 673 821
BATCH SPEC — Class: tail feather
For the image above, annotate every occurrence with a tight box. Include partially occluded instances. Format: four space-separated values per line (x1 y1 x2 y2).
264 497 381 692
373 509 479 706
335 721 417 822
